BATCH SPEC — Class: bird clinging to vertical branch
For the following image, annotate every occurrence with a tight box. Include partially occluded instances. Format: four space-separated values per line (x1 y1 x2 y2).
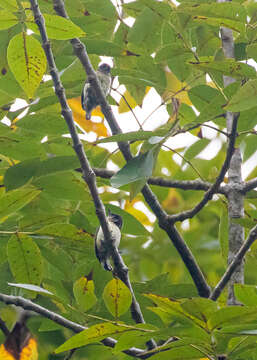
95 211 123 271
81 63 111 120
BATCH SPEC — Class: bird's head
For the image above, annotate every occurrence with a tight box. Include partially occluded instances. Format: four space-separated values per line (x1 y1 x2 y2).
98 63 111 75
107 210 123 229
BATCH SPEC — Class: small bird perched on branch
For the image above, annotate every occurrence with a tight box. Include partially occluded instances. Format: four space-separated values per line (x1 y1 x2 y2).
81 63 111 120
95 211 123 271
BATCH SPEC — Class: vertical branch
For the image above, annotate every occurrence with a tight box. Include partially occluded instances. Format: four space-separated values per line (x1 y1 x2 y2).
219 1 244 304
226 149 245 304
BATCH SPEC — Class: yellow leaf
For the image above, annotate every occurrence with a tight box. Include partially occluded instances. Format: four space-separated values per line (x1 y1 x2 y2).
0 335 38 360
7 32 46 99
162 71 192 105
20 338 38 360
0 344 15 360
118 90 138 113
118 87 151 113
68 97 108 137
124 200 152 226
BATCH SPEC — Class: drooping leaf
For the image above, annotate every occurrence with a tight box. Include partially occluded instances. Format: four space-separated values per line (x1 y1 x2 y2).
0 187 41 223
225 79 257 112
234 284 257 306
111 146 160 189
7 32 47 98
103 278 132 318
0 0 18 11
7 234 43 285
208 306 257 330
73 276 97 312
0 10 18 29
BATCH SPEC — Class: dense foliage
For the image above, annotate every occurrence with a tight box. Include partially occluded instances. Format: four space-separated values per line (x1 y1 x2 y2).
0 0 256 359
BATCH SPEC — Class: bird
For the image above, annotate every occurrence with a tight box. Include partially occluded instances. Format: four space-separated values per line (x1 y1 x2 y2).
81 63 111 120
95 211 123 271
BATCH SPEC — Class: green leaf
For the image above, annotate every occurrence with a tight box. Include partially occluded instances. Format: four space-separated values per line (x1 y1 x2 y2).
246 43 257 62
188 85 220 112
234 284 257 306
103 278 132 318
225 79 257 112
27 14 85 40
128 7 159 48
219 206 229 263
111 147 159 189
7 32 47 98
55 323 130 353
36 223 92 243
155 43 192 62
183 138 210 162
5 156 81 191
4 158 40 191
33 172 91 201
73 276 97 312
232 217 256 229
0 0 18 11
83 40 124 56
40 246 74 280
0 187 41 223
113 327 155 353
189 58 256 80
150 344 205 359
178 2 246 33
7 234 43 285
0 10 18 29
96 130 166 144
17 113 68 135
180 298 218 322
208 306 257 330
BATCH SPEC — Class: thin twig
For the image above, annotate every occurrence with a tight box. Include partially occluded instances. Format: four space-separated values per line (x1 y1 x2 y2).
210 224 257 301
112 87 143 130
162 144 204 180
169 113 239 223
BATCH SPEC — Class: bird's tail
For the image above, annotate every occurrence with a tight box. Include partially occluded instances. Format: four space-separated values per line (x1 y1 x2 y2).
86 111 91 120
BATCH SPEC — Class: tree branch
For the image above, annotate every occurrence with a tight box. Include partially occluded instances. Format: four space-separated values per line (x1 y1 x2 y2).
53 0 210 299
91 168 227 194
168 113 239 223
210 224 257 301
242 178 257 193
219 0 244 305
0 293 147 358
